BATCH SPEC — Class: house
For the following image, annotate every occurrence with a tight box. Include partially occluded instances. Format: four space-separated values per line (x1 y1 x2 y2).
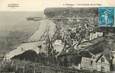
80 53 110 72
89 32 103 40
112 51 115 64
112 51 115 71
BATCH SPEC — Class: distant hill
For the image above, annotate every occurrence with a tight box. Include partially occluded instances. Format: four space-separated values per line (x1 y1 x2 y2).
44 8 98 18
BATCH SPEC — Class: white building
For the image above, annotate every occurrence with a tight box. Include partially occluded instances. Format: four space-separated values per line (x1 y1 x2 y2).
80 53 110 72
90 32 103 40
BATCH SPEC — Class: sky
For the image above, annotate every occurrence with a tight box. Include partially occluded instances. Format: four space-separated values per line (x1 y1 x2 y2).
0 0 115 11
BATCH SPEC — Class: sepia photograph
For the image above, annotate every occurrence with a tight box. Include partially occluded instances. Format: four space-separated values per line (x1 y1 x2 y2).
0 7 115 73
1 0 115 70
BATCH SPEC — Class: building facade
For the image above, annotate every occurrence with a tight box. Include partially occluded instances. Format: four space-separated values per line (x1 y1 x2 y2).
80 54 110 72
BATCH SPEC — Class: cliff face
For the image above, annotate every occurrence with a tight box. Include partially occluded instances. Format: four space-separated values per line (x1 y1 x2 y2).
28 19 56 42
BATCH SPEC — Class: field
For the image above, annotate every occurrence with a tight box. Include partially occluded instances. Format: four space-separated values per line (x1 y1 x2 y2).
0 60 109 73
